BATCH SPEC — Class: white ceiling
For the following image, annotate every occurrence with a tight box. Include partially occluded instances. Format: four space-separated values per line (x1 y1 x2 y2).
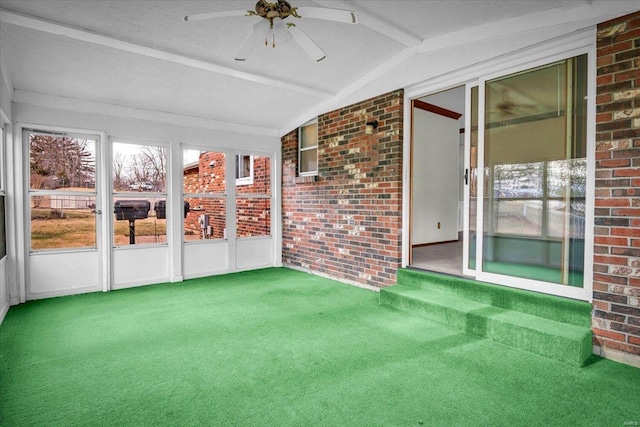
0 1 638 136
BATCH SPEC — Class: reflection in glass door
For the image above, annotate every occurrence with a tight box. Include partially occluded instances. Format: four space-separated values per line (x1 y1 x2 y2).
478 55 588 289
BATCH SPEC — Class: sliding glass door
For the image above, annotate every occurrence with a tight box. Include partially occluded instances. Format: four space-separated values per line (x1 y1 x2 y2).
465 52 591 300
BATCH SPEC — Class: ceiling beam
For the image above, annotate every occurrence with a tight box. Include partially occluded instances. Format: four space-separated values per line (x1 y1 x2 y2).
0 9 333 100
313 0 422 47
13 89 281 137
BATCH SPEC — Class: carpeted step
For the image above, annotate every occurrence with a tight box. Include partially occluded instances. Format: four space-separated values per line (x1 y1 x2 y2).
396 268 592 328
380 284 592 366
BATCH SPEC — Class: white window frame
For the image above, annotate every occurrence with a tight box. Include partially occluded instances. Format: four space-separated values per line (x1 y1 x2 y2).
298 119 318 177
111 138 169 248
235 154 254 186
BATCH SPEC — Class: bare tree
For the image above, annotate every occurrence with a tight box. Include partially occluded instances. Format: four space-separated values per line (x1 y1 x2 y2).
30 135 95 189
113 152 127 191
127 146 166 191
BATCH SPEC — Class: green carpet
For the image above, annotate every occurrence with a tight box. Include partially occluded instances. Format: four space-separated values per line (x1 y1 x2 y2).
383 269 593 365
1 268 638 426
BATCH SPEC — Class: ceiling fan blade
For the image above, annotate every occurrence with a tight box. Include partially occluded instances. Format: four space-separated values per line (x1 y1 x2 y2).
235 20 269 61
184 10 248 22
288 25 326 63
294 7 358 24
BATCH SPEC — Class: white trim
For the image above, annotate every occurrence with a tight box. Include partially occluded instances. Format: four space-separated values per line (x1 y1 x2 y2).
298 120 319 177
401 93 411 268
462 82 478 277
313 0 421 47
235 154 254 186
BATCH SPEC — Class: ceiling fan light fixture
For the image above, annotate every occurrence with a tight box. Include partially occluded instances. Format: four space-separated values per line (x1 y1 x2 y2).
185 1 357 62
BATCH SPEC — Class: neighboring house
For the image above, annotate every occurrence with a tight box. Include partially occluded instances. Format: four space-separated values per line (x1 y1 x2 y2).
183 151 271 239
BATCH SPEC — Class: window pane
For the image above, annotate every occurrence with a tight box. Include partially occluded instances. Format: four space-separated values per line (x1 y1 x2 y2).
113 142 166 193
300 149 318 174
113 197 166 246
184 198 226 241
236 155 251 180
31 195 96 250
300 123 318 149
237 198 271 238
236 156 271 195
184 150 226 195
482 55 587 287
30 134 96 191
493 200 542 236
183 149 227 242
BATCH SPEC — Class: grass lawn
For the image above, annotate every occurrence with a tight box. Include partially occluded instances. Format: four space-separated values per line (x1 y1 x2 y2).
30 209 167 249
1 268 639 426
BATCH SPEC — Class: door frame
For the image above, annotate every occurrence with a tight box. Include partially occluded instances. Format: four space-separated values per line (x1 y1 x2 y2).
17 124 109 301
402 28 595 301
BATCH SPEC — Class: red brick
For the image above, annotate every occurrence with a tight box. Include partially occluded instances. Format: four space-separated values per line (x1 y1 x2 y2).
593 255 629 266
595 198 630 207
613 168 640 177
597 40 633 56
598 158 630 168
593 327 626 342
611 208 640 217
594 236 628 246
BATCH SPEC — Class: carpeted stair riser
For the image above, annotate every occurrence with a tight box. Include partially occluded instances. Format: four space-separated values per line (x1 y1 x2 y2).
382 269 593 366
396 269 592 327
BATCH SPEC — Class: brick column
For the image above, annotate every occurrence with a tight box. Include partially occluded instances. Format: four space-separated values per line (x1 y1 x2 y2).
594 11 640 358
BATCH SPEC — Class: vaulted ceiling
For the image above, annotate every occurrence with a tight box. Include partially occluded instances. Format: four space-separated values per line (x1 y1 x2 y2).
0 1 637 136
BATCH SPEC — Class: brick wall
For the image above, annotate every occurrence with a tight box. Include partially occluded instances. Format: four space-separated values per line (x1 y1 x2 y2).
282 90 403 288
594 11 640 357
183 152 271 239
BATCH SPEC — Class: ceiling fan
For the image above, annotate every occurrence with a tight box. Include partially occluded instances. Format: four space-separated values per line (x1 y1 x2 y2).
184 0 358 63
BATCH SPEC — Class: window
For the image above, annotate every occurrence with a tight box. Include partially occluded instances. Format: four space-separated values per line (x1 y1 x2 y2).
183 149 226 242
236 154 272 238
235 154 253 185
28 130 98 251
299 120 318 176
112 141 167 246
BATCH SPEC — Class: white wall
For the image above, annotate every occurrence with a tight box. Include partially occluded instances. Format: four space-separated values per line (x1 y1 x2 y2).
411 108 460 245
0 60 12 324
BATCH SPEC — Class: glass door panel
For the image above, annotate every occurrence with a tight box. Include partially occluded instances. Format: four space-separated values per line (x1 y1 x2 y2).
481 55 587 287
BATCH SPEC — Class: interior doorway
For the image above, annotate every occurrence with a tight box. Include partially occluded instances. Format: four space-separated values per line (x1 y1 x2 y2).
410 86 466 276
